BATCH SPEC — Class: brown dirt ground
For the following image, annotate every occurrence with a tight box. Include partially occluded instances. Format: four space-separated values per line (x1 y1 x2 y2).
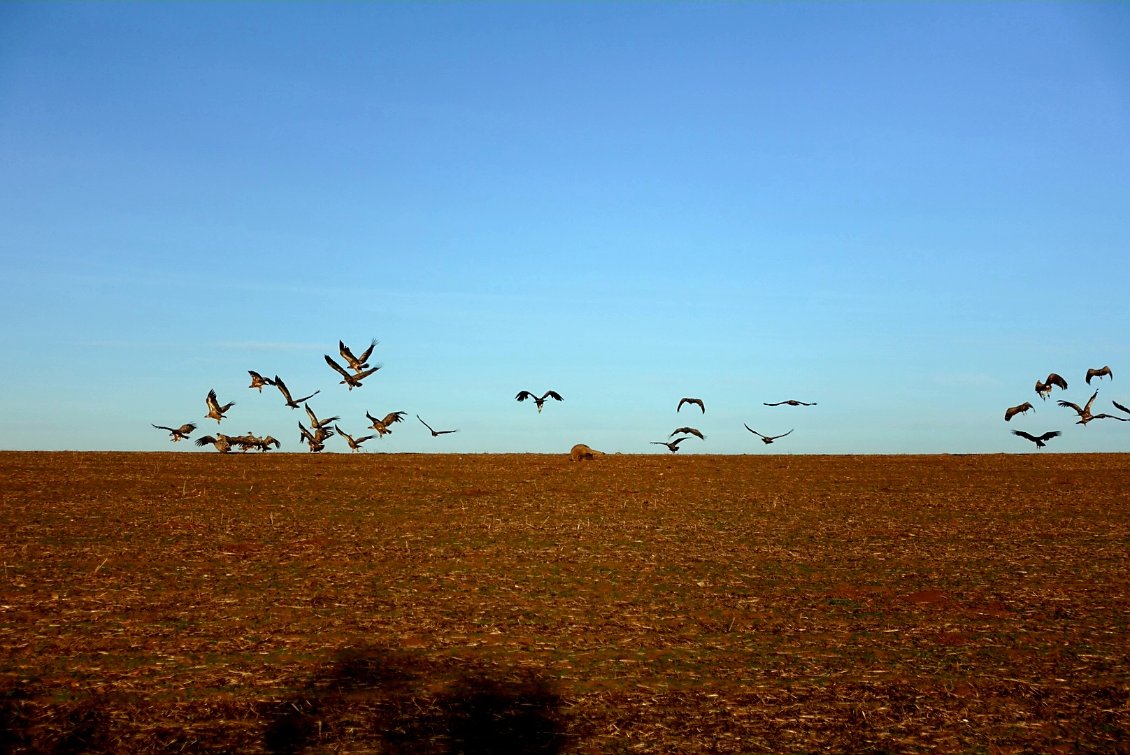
1 451 1128 753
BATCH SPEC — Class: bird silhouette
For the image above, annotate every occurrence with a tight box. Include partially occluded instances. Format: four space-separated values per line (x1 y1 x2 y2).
1004 402 1035 422
273 375 320 409
677 397 705 414
339 339 378 374
1035 373 1068 400
744 424 794 444
325 354 381 390
1012 430 1061 449
763 400 817 407
247 371 275 392
670 427 705 440
1086 365 1113 384
417 415 458 436
204 389 235 423
515 390 563 413
651 438 686 453
366 410 406 437
335 425 376 452
152 423 197 442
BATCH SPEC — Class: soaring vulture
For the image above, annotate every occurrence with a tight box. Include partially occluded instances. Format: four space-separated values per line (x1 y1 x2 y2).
677 397 705 414
152 422 197 442
335 425 376 452
417 415 458 436
516 390 563 413
1086 365 1113 384
670 427 705 440
366 410 406 437
273 375 320 409
1012 430 1061 449
763 400 817 407
1035 373 1068 400
744 424 794 445
339 339 378 374
247 371 275 392
204 389 235 423
651 438 686 453
325 354 381 390
1004 402 1034 422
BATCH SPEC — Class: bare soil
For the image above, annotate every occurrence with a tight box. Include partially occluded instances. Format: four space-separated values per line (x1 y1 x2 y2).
1 451 1128 752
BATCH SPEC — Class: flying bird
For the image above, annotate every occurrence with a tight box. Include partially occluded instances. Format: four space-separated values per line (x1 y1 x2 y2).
515 390 563 413
298 421 330 452
339 339 378 374
1058 389 1103 425
304 403 339 430
677 397 705 414
1012 430 1061 449
763 400 817 407
273 375 320 409
324 354 381 390
1004 402 1035 422
1086 365 1113 384
195 434 233 453
152 423 197 442
1035 373 1068 400
744 424 794 445
670 427 705 440
247 371 275 392
651 438 686 453
335 425 376 452
366 410 406 437
417 415 458 436
204 389 235 423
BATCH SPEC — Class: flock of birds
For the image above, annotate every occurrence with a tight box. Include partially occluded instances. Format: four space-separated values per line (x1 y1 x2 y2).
155 340 1123 453
152 337 822 453
1004 365 1126 449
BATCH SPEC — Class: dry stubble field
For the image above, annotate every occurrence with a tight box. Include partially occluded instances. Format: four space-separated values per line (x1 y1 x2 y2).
1 451 1128 753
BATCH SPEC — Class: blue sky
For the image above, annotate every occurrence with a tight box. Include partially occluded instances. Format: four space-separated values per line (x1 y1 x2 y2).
1 2 1128 454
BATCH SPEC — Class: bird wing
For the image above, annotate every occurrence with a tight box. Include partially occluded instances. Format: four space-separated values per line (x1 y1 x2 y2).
763 401 783 407
543 390 564 401
206 390 219 412
1012 430 1038 442
355 435 376 444
516 391 533 401
273 377 294 403
178 423 197 433
1093 413 1129 422
1113 400 1130 415
357 339 377 364
194 435 218 447
743 423 765 438
293 390 320 404
671 437 685 446
1038 431 1062 441
417 415 434 432
152 424 174 432
1083 390 1099 413
771 429 795 440
324 354 352 379
382 412 405 425
354 364 382 381
304 404 319 426
1057 400 1083 414
339 340 359 365
1048 373 1068 390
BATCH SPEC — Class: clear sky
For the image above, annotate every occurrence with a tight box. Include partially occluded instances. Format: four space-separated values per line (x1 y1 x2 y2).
1 2 1128 454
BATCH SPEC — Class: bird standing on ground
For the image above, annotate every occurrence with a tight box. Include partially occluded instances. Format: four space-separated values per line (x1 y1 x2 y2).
744 424 794 444
204 390 235 423
152 423 197 442
651 438 686 453
417 415 458 436
1035 373 1068 400
273 376 320 409
764 400 817 407
325 354 381 390
1086 365 1113 384
1012 430 1061 449
515 390 563 413
1004 402 1035 422
677 397 705 413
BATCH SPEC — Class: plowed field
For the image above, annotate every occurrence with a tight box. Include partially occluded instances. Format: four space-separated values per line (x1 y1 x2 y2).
1 452 1127 752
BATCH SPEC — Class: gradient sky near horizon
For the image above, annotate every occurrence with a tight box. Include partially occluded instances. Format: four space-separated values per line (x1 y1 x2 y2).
2 2 1128 454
